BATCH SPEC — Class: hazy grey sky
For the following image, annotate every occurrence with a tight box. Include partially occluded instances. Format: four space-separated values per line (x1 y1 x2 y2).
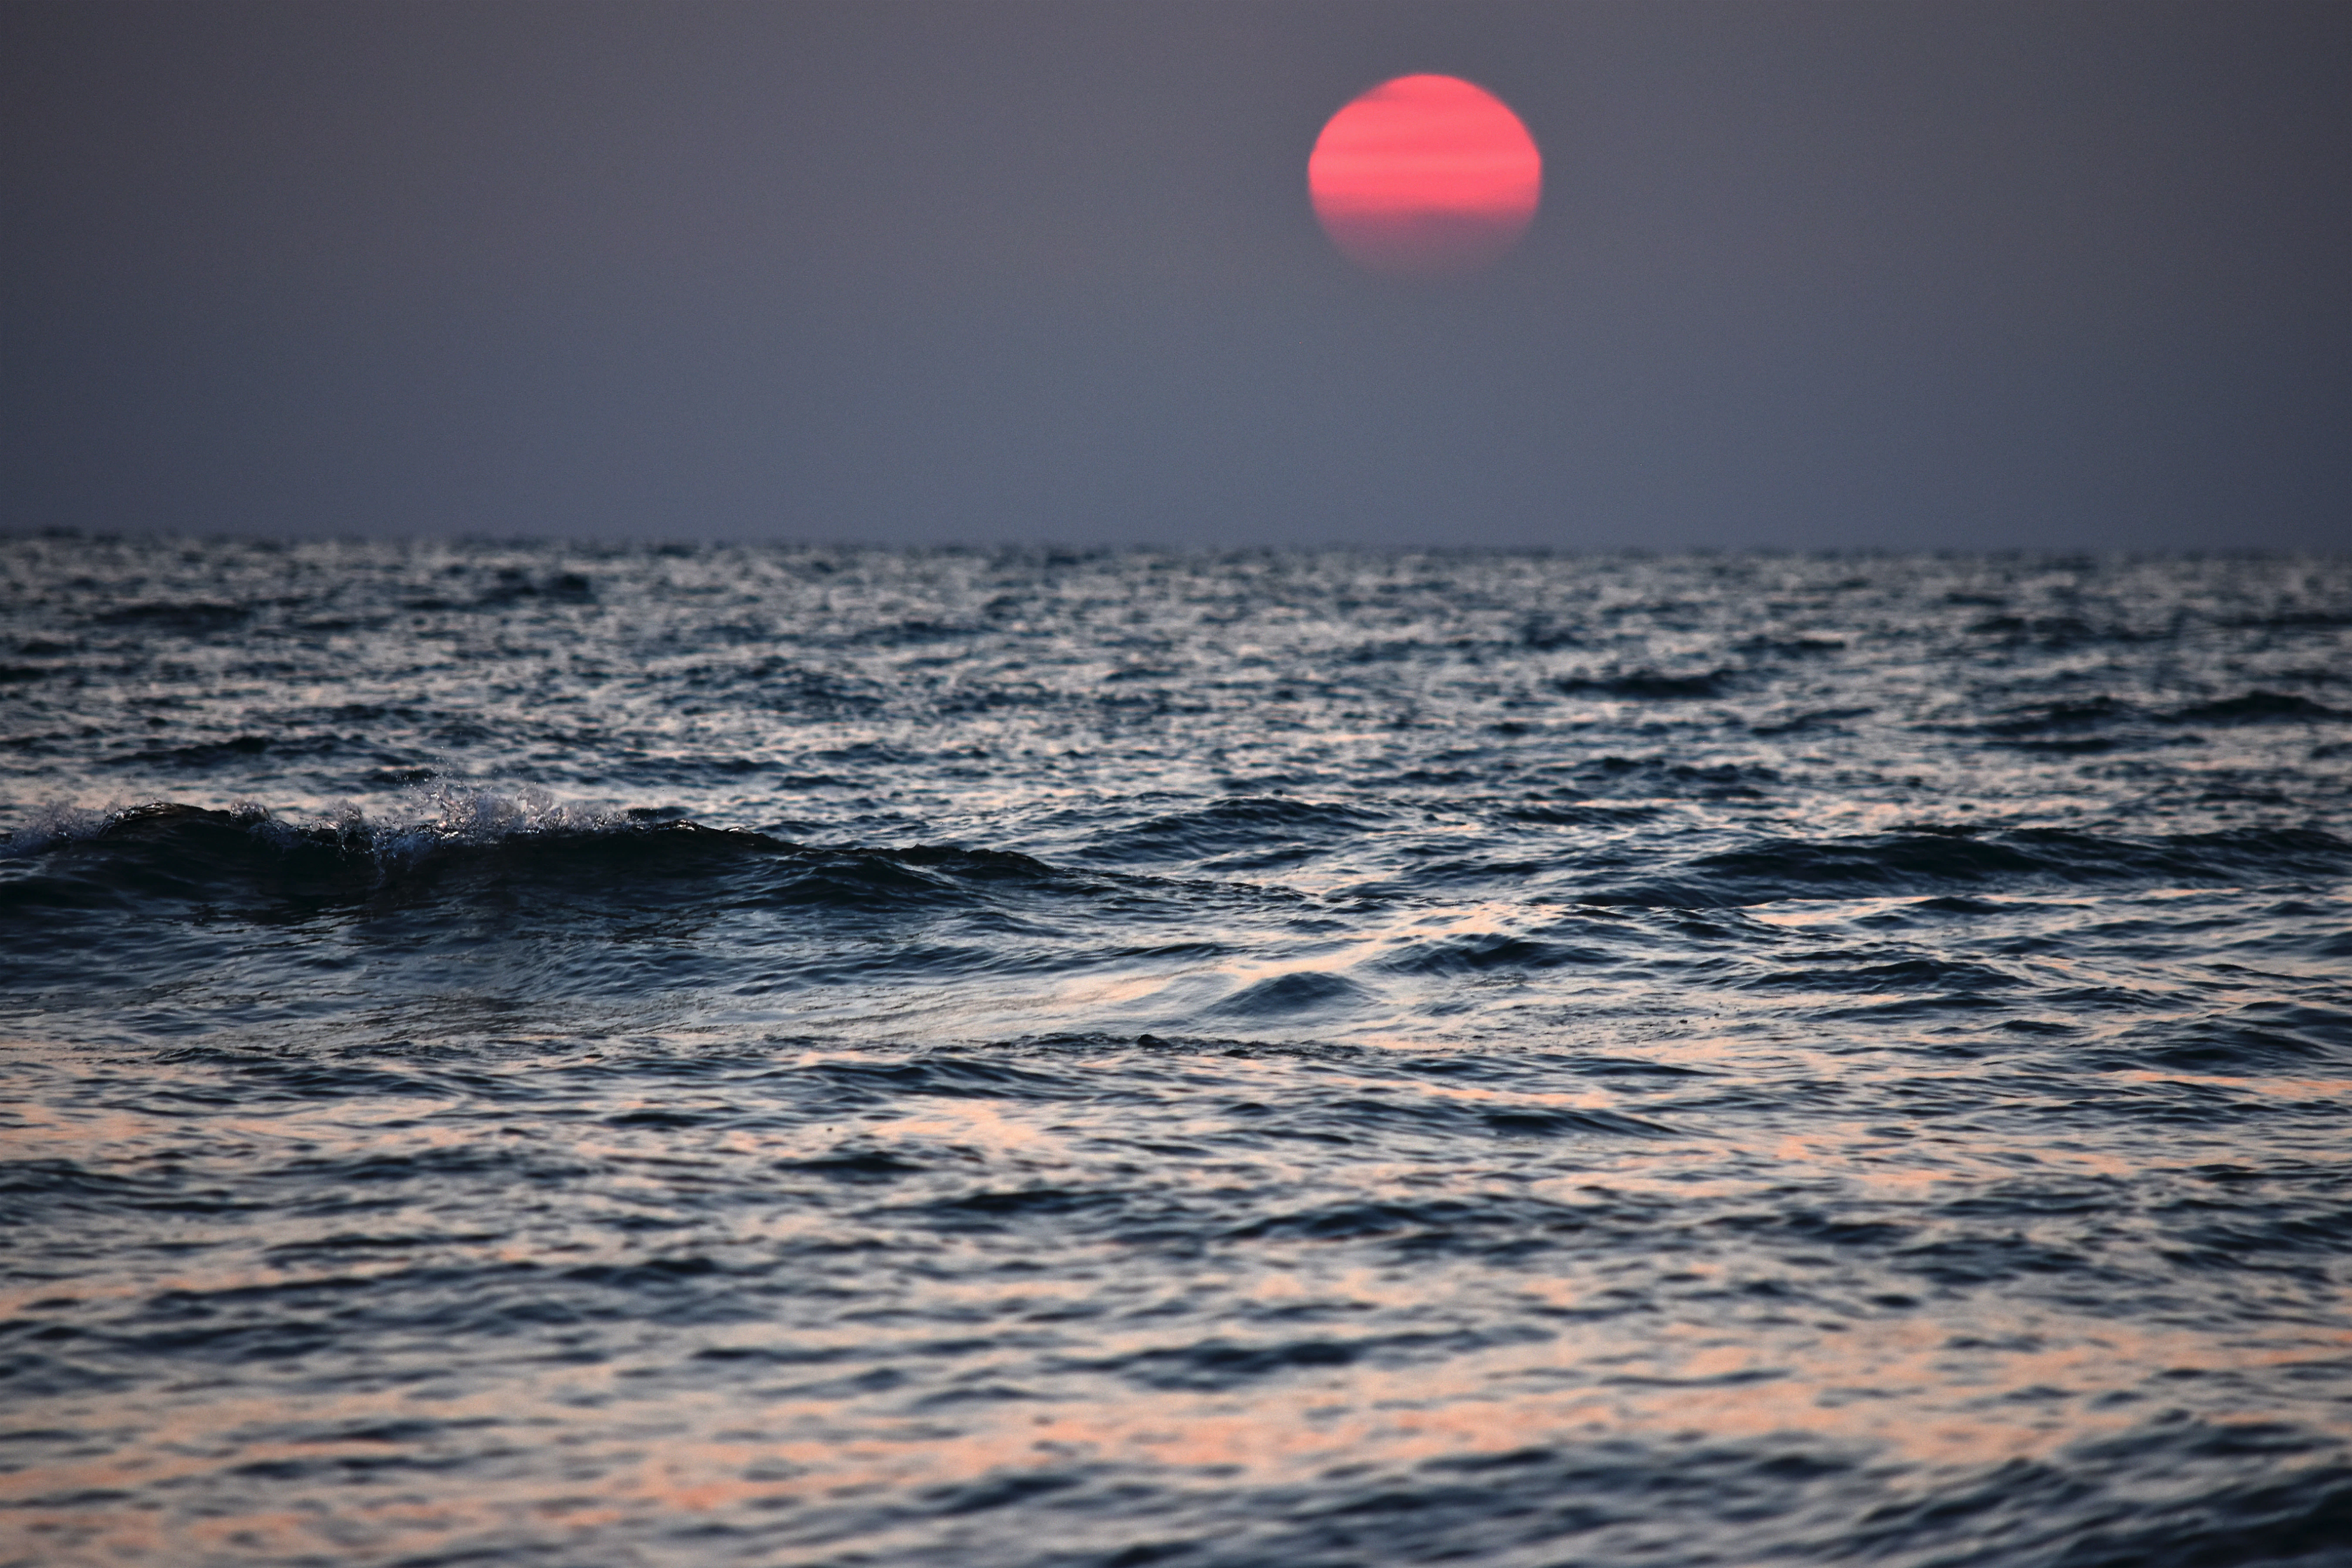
4 1 2345 549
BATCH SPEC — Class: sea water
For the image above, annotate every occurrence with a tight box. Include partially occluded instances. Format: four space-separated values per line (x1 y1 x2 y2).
2 539 2348 1565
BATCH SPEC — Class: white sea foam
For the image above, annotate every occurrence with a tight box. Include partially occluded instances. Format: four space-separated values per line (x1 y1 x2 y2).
342 781 631 867
0 800 112 856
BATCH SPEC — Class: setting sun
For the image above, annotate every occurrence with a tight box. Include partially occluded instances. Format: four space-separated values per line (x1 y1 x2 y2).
1308 73 1542 277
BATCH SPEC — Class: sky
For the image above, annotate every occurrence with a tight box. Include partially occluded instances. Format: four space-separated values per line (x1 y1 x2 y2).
3 0 2346 551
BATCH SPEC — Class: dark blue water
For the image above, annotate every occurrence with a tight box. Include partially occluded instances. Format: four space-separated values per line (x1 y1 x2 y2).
3 539 2349 1566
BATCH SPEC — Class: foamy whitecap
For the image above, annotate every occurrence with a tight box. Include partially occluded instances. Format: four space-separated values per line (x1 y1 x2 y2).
0 799 111 856
323 781 634 868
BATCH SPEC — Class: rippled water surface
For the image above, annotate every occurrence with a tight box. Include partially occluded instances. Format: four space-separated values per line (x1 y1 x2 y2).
3 540 2349 1566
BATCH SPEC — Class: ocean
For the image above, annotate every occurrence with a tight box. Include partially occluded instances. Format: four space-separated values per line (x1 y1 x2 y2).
2 538 2348 1566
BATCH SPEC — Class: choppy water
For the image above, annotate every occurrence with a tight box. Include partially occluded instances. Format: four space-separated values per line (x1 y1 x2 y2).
3 538 2350 1567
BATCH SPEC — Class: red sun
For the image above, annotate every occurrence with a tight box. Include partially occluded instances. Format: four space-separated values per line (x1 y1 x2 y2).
1308 74 1542 279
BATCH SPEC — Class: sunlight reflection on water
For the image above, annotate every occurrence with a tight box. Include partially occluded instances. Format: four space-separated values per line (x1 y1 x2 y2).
2 544 2348 1564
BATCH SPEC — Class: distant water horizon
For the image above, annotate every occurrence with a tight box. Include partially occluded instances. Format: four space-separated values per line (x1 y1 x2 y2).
3 539 2348 1565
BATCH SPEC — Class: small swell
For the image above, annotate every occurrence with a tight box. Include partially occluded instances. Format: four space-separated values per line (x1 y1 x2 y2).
1208 971 1372 1018
1083 796 1385 864
2168 691 2347 724
1554 668 1735 700
1981 696 2138 736
1580 827 2352 907
0 798 1145 933
87 601 251 632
